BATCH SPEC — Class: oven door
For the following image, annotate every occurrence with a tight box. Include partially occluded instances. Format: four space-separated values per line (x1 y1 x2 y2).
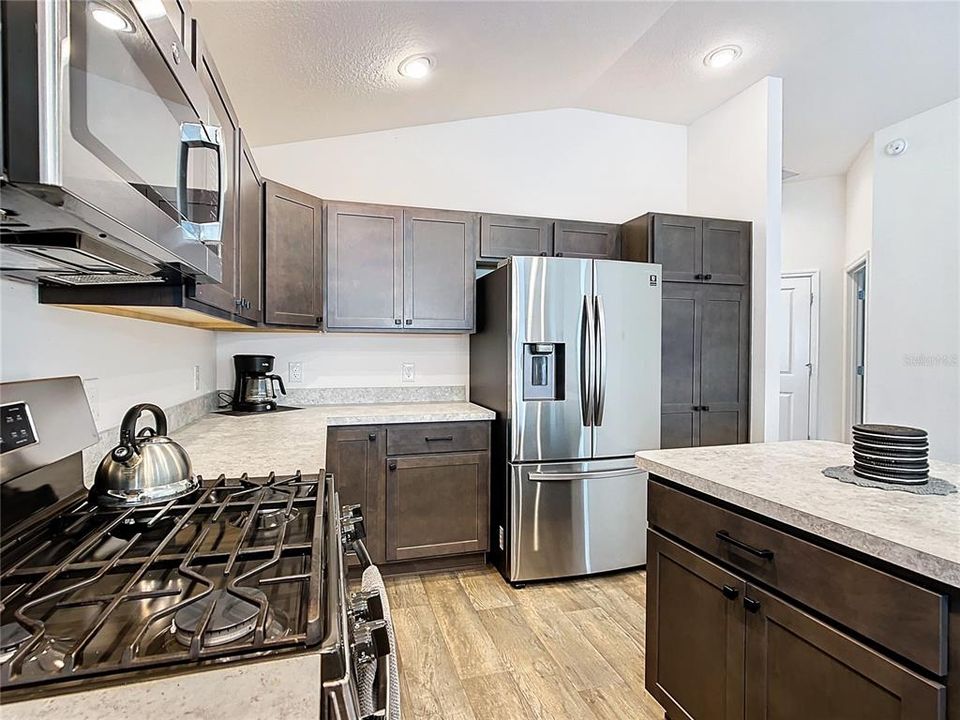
53 0 223 280
322 478 400 720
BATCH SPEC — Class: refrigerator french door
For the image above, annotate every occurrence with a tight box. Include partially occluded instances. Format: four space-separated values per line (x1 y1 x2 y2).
474 255 661 583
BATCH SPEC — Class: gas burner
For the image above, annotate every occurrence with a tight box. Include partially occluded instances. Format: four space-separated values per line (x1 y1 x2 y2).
0 623 31 664
257 505 299 530
173 589 270 648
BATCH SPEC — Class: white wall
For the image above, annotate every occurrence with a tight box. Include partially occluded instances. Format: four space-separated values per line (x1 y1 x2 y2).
230 108 689 391
686 77 784 442
844 140 875 266
781 176 847 441
254 108 687 222
867 99 959 462
0 279 217 431
215 332 468 390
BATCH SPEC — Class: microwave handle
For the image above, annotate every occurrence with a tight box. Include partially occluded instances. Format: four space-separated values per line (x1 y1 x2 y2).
178 122 225 247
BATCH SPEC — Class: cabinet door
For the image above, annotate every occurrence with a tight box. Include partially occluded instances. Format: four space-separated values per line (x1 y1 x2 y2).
699 285 750 445
325 426 385 565
325 202 404 330
385 451 489 561
646 530 746 720
553 221 621 259
189 25 238 315
479 214 553 260
652 214 703 282
264 180 322 326
661 284 700 449
703 219 750 285
744 585 945 720
236 131 262 322
403 208 478 331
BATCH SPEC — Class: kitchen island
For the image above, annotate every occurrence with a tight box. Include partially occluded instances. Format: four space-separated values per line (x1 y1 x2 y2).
637 440 958 719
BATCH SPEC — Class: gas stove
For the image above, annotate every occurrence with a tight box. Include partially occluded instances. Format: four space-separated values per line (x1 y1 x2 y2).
0 378 397 718
1 470 324 697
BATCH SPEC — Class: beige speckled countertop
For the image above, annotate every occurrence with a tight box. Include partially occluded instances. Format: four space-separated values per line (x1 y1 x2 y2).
171 401 495 478
636 440 960 587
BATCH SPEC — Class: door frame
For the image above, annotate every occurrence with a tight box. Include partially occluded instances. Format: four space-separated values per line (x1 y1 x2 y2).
842 253 871 442
780 270 821 440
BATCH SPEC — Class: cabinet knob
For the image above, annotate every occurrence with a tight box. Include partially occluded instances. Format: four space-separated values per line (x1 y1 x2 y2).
405 319 413 325
394 319 402 325
694 273 703 280
556 252 564 257
539 252 547 257
388 460 397 471
701 405 710 412
744 597 761 613
368 432 377 442
704 273 713 280
721 584 739 600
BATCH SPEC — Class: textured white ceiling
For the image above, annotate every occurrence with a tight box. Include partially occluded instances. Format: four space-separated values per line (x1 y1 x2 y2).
192 0 960 178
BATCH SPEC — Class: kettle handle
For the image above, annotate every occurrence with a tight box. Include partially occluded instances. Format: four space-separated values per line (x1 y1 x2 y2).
119 404 168 444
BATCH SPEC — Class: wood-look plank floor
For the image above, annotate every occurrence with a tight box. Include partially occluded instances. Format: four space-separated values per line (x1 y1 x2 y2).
384 566 665 720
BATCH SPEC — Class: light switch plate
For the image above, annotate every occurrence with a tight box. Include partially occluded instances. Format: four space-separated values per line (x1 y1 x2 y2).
288 362 303 384
401 362 415 384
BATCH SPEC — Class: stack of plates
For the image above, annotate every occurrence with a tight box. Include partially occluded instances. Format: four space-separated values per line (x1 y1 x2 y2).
852 424 929 485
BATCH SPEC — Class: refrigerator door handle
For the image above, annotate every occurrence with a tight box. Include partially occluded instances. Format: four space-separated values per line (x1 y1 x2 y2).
594 294 608 426
528 467 644 482
580 294 595 427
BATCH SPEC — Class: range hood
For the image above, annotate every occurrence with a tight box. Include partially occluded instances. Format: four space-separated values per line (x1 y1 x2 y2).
0 230 167 286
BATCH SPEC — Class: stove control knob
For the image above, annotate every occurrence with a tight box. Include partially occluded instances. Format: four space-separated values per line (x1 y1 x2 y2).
341 503 363 520
352 620 390 665
349 589 384 623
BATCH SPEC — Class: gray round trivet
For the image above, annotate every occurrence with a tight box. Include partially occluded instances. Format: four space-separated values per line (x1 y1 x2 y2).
823 466 957 495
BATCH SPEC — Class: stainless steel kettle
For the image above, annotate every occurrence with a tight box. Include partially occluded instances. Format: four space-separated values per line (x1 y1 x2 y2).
91 404 197 507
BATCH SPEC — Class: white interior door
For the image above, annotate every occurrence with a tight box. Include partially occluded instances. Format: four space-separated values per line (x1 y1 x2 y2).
779 275 813 440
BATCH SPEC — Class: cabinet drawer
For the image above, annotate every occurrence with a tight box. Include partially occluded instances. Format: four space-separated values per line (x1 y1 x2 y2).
386 422 489 456
648 480 948 675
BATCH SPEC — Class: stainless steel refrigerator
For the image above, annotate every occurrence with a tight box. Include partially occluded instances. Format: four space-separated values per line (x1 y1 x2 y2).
470 256 661 584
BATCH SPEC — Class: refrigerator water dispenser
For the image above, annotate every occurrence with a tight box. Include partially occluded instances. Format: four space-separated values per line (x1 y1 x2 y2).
522 343 564 400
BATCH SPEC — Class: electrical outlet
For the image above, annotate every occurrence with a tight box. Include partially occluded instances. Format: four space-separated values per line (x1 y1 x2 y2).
289 362 303 384
401 362 415 384
82 378 101 423
193 365 201 392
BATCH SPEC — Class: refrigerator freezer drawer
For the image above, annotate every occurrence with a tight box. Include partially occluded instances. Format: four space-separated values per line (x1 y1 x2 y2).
509 459 648 582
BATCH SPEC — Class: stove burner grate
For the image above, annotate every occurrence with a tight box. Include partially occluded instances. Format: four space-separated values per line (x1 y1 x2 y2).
0 623 31 664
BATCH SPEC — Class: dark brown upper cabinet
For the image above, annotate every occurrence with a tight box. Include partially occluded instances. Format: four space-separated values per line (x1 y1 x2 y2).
325 202 477 333
479 214 553 261
661 283 749 449
325 202 404 331
403 208 477 331
236 130 262 323
622 213 751 285
188 23 239 317
263 180 323 327
553 220 621 259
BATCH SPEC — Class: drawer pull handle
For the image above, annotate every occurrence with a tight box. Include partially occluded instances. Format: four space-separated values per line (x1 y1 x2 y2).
425 435 454 442
743 597 761 613
716 530 774 559
721 584 739 600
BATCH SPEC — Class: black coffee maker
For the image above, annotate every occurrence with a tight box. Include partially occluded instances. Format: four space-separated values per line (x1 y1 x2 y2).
232 354 286 412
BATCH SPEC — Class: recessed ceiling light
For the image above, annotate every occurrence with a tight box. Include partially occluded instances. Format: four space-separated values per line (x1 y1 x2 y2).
703 45 742 69
398 55 433 80
91 2 134 32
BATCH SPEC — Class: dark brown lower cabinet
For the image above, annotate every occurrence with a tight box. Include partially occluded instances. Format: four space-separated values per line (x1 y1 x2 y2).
324 426 385 565
647 529 947 720
325 421 491 572
744 585 945 720
385 451 489 561
647 530 745 720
